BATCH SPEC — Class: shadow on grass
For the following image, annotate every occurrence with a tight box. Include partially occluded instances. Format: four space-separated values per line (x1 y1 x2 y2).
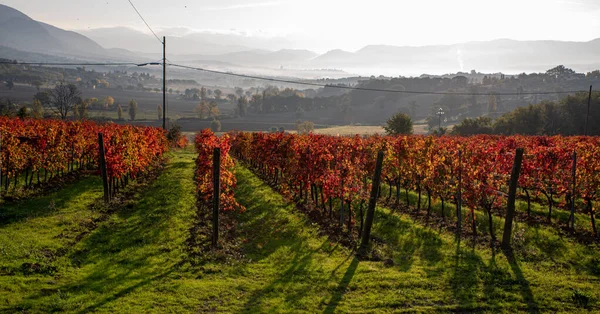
371 205 542 311
0 177 102 227
448 238 539 312
503 248 539 313
10 159 192 313
372 208 443 271
232 167 361 312
322 256 359 314
234 167 322 264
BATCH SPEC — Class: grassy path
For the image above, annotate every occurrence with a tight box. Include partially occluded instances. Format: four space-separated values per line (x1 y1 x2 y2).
2 151 598 312
0 150 197 313
233 165 600 312
0 176 103 291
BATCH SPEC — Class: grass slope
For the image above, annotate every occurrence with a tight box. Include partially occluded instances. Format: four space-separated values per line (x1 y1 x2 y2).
1 151 598 312
0 176 103 273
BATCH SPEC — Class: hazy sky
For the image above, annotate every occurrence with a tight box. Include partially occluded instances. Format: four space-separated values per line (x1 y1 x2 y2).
3 0 600 52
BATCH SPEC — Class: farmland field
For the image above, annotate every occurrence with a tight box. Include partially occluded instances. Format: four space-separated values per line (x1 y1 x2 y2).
1 126 600 313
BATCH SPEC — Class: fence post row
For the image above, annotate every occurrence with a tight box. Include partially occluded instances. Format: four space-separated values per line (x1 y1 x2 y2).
212 147 221 248
98 133 110 203
502 148 524 249
358 150 384 257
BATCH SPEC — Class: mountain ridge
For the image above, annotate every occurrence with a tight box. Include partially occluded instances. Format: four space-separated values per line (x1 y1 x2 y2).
2 3 600 76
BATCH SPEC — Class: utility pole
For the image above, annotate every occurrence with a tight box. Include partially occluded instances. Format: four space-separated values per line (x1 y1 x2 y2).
437 107 445 134
584 85 592 136
163 36 167 130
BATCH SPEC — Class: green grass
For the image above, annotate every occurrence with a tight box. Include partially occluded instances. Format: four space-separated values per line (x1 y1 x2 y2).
1 151 599 313
0 176 103 271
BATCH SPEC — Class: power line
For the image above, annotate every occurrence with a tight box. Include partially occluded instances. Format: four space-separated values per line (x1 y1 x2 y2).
126 0 163 44
168 62 594 96
2 59 594 97
0 61 142 66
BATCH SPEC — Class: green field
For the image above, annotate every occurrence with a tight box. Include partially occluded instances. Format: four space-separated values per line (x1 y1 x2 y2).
1 149 599 313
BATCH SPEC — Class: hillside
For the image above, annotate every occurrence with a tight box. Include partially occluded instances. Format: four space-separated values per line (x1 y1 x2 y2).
0 4 138 61
310 39 600 75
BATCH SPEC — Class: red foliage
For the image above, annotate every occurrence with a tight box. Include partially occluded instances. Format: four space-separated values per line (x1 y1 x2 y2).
230 132 600 235
194 129 244 212
0 117 168 186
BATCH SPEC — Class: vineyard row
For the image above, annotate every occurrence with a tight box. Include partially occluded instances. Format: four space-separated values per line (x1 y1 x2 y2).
229 132 600 239
0 117 169 198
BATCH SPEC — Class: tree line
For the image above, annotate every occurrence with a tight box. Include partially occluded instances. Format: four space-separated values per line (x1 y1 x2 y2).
450 92 600 136
0 83 151 122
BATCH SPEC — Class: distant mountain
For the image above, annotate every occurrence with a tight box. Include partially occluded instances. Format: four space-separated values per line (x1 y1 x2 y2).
0 4 139 61
311 39 600 75
80 27 292 56
0 4 63 53
3 3 600 77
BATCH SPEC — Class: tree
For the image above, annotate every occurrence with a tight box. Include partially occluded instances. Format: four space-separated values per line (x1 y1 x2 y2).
211 119 222 132
73 102 80 119
235 87 244 98
104 96 115 109
237 96 248 117
117 105 124 120
296 120 314 134
488 93 498 114
5 80 14 90
77 99 89 119
0 98 18 117
451 117 494 135
17 105 28 119
493 105 544 135
200 87 207 100
128 99 137 121
157 104 163 121
209 101 220 118
166 124 183 144
47 83 82 119
384 113 413 135
250 94 263 113
195 101 210 119
546 65 575 78
214 89 222 100
31 99 43 119
227 94 236 104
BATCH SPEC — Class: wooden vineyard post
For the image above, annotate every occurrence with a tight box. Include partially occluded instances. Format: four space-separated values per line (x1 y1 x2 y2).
502 148 524 249
457 150 462 235
570 151 577 231
0 132 3 202
212 147 221 249
98 133 110 203
358 150 384 257
340 177 345 227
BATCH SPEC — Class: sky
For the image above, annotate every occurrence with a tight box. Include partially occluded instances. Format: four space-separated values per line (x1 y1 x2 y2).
3 0 600 52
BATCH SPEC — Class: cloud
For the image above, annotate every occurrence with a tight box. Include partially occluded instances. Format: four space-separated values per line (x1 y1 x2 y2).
200 1 290 11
